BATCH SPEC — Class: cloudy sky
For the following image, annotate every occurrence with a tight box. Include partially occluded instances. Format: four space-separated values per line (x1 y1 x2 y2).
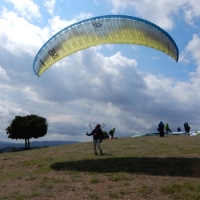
0 0 200 143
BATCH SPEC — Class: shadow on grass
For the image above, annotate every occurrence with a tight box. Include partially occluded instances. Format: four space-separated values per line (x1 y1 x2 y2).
50 157 200 178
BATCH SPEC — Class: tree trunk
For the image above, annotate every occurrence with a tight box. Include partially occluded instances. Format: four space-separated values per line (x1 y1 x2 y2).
25 139 27 149
28 138 30 149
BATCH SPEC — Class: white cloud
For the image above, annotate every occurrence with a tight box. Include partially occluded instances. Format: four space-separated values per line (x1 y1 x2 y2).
0 99 29 118
182 0 200 26
107 0 177 29
0 10 91 58
186 34 200 65
22 87 52 105
107 0 200 30
43 0 56 14
48 15 77 34
74 12 93 21
179 52 190 64
48 114 79 124
48 12 93 34
5 0 41 19
178 33 200 65
102 52 137 77
143 67 200 110
0 10 50 56
0 66 9 81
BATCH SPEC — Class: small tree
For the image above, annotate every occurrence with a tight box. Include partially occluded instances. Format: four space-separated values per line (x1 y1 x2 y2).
6 114 48 149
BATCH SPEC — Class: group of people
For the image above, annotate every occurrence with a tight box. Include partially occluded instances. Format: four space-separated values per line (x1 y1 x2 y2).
157 121 191 137
86 124 116 155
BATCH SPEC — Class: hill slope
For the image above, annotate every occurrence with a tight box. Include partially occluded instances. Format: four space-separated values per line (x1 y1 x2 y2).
0 135 200 200
0 140 79 153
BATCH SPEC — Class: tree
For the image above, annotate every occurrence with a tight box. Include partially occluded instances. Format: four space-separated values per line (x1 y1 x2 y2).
6 114 48 149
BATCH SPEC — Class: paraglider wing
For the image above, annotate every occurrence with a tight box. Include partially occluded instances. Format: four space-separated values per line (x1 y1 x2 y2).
33 15 179 76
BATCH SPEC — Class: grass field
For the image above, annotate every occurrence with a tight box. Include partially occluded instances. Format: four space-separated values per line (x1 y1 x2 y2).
0 135 200 200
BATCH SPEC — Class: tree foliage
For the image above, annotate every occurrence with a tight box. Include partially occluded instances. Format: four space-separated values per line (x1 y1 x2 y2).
6 114 48 149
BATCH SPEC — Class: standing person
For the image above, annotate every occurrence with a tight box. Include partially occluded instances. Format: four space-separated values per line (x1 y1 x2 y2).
157 121 164 137
177 127 181 132
109 128 115 139
165 123 172 134
184 122 190 134
86 124 104 155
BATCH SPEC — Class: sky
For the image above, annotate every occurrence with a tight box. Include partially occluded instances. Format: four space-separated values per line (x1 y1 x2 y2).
0 0 200 143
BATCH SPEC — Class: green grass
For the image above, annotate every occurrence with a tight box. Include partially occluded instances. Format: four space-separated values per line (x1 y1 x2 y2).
90 178 100 183
0 190 42 200
0 135 200 199
160 183 200 200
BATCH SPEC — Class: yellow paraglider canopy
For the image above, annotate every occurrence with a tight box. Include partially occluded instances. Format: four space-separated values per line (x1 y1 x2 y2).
33 15 179 76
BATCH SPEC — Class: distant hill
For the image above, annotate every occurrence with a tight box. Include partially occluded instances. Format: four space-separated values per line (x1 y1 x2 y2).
0 140 79 153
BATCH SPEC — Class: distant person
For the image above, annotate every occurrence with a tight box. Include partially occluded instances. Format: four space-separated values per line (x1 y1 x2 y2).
177 127 181 132
109 128 115 139
165 123 172 134
184 122 190 134
157 121 164 137
86 124 104 155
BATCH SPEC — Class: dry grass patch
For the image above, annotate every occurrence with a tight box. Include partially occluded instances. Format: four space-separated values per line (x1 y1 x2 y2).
0 135 200 199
